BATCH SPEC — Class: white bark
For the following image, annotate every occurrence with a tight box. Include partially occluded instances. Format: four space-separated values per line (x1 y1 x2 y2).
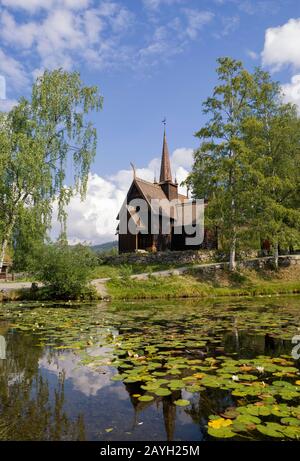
0 238 8 273
229 236 237 271
274 241 279 270
0 218 16 273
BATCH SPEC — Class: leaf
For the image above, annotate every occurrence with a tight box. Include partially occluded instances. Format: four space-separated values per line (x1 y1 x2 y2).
220 407 239 420
154 388 172 396
110 374 124 381
174 399 190 407
208 427 235 439
281 417 300 427
256 423 283 438
138 395 154 402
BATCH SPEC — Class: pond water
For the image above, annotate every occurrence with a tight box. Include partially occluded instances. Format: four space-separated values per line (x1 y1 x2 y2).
0 296 300 441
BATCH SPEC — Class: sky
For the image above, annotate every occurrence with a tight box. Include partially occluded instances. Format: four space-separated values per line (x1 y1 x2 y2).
1 0 300 244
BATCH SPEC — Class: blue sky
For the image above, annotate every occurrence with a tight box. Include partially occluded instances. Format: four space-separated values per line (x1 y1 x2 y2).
1 0 300 243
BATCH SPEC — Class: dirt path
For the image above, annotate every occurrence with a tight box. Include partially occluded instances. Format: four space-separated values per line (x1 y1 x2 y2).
90 278 110 299
0 281 38 290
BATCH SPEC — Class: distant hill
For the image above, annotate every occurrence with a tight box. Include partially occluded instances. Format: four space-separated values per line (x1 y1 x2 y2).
90 241 118 253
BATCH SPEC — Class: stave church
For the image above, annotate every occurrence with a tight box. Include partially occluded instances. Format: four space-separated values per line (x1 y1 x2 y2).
116 129 217 254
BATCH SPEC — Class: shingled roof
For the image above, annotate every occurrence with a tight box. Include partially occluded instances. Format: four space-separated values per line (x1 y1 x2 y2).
116 128 189 223
159 129 172 183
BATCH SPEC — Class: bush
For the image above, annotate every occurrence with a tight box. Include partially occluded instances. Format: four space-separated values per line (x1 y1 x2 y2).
31 243 97 299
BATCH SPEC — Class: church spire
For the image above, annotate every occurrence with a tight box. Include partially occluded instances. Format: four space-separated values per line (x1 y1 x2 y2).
159 125 172 183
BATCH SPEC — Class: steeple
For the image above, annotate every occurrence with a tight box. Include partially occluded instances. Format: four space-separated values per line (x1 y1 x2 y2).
159 128 172 183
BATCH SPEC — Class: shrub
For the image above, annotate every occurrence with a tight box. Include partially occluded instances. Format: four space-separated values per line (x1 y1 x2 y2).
31 243 97 299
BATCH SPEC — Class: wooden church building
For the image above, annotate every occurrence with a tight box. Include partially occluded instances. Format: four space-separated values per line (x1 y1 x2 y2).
116 129 217 254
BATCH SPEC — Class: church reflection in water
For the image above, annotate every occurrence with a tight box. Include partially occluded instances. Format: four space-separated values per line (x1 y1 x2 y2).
0 326 86 441
0 322 294 441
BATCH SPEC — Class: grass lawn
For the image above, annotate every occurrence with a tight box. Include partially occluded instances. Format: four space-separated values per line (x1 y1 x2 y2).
106 265 300 300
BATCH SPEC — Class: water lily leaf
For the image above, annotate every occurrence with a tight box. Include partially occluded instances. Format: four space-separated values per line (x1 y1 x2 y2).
154 388 172 396
256 423 283 438
174 399 190 407
207 427 235 438
220 407 239 420
138 395 154 402
168 380 185 389
280 425 300 439
281 417 300 426
185 385 204 393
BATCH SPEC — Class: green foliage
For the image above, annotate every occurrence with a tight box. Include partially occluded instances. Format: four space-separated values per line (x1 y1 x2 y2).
243 69 300 256
119 264 134 278
187 57 300 269
107 267 300 300
31 243 97 299
0 68 103 270
12 206 49 272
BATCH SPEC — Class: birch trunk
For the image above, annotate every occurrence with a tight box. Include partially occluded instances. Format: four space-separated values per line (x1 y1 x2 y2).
0 219 15 273
274 241 279 270
0 238 8 273
229 236 237 271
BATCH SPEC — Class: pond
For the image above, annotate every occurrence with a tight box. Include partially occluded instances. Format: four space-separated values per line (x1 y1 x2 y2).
0 296 300 441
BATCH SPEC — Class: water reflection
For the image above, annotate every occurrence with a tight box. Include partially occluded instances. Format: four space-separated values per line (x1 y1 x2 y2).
0 297 299 441
0 335 5 359
0 330 86 440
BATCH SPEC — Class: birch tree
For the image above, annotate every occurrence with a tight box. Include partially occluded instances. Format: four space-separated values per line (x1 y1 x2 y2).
0 69 103 271
244 69 300 268
187 57 256 270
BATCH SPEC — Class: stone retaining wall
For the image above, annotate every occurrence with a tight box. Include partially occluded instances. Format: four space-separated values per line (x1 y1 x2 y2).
100 250 300 270
186 255 300 277
238 255 300 270
100 250 219 266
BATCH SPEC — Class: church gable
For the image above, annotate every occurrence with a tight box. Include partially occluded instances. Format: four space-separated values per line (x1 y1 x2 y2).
116 127 218 253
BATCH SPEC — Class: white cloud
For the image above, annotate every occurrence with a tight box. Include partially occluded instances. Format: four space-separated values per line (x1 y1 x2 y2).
0 10 38 48
0 48 29 90
172 147 194 170
0 98 17 112
52 173 125 244
1 0 90 12
183 9 214 40
39 349 114 397
0 75 6 99
281 74 300 111
262 18 300 71
143 0 183 10
219 15 240 37
247 49 258 60
0 1 215 77
52 147 193 244
0 2 134 72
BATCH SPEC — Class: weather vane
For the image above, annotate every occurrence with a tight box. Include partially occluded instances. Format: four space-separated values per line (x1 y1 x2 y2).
162 117 167 127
